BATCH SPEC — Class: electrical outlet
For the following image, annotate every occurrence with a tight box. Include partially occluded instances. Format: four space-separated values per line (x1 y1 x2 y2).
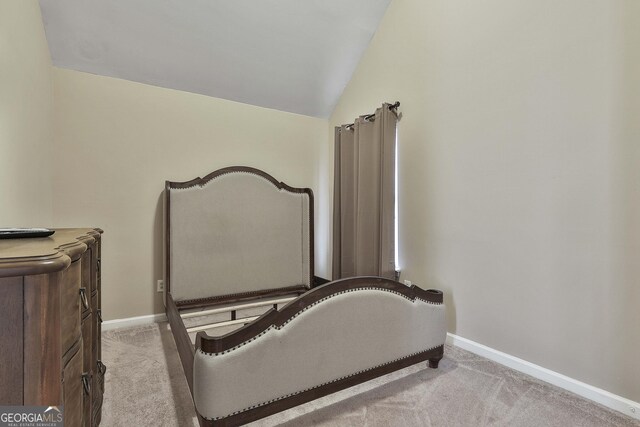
157 280 164 293
404 280 412 287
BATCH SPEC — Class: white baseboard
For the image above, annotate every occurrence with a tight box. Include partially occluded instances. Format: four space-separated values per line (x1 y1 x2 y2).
446 333 640 421
102 313 167 331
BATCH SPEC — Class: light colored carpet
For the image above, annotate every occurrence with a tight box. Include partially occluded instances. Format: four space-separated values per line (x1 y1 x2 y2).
101 323 639 427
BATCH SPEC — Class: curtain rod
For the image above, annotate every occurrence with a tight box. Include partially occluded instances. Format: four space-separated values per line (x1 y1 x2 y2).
344 101 400 130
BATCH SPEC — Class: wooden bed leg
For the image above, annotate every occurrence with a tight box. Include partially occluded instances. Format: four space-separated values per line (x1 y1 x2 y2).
428 357 442 369
427 344 444 369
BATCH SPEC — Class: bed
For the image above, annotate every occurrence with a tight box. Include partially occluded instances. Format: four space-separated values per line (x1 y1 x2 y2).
164 166 447 426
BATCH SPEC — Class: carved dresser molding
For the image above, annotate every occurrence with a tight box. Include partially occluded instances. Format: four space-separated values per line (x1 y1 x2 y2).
0 228 105 426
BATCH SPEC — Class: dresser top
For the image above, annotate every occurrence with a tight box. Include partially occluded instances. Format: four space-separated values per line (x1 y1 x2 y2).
0 228 102 278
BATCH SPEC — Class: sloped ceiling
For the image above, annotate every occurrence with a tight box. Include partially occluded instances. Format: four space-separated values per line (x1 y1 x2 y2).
39 0 391 118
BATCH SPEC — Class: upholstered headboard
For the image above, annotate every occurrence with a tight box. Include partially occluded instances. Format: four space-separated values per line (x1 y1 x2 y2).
164 166 313 304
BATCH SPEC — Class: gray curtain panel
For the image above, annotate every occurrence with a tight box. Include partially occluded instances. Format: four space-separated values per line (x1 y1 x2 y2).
333 103 397 280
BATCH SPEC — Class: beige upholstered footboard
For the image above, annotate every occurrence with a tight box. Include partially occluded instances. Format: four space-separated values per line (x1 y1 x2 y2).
193 277 446 425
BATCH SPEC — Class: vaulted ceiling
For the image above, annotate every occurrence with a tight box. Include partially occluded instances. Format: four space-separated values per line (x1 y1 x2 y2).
39 0 392 118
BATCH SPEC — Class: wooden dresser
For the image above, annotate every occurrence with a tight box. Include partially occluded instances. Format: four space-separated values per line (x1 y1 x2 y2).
0 228 105 426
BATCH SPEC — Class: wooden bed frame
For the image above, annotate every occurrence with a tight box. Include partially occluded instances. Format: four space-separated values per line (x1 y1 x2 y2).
164 166 446 426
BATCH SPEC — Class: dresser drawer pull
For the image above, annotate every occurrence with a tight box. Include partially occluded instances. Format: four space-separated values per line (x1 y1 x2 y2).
97 309 103 323
79 287 89 310
97 259 101 273
97 360 107 375
82 373 91 396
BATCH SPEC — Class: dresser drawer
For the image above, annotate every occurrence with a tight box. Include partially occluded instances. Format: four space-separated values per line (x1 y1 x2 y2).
81 314 93 424
61 261 82 355
81 250 92 312
91 293 99 372
62 346 83 427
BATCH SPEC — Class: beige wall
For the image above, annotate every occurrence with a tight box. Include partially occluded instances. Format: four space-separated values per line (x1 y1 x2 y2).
52 68 327 320
329 0 640 403
0 1 53 225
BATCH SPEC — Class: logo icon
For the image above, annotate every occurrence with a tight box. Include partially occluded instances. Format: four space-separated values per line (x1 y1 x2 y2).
0 405 64 426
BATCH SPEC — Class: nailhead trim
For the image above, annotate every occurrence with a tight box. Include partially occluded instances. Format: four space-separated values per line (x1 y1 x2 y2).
201 345 443 421
171 170 259 190
198 287 442 357
171 170 300 192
